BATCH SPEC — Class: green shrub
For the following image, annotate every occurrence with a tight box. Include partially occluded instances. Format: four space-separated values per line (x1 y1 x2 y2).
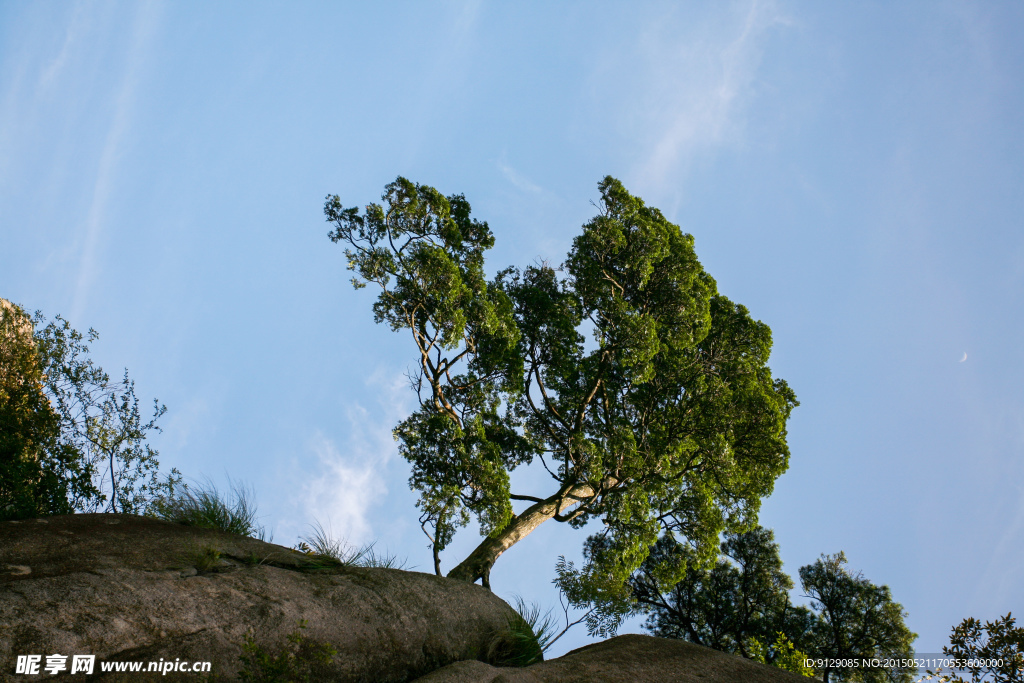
1 302 177 519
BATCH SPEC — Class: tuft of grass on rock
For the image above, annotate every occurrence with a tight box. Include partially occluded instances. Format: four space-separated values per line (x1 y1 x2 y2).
150 478 270 540
186 544 223 573
241 550 274 568
488 596 557 668
349 541 408 569
295 521 408 570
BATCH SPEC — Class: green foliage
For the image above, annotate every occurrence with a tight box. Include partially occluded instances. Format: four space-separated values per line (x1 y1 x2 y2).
327 177 525 564
151 479 269 540
34 309 176 514
800 552 917 683
630 529 914 682
328 177 797 616
629 526 815 657
1 301 177 520
927 613 1024 683
1 300 78 520
236 620 337 683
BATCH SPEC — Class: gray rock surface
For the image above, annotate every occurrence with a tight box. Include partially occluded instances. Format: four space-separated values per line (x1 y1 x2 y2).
0 514 519 681
413 634 813 683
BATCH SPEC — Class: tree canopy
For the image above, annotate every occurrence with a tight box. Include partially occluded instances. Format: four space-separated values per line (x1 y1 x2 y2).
631 526 815 659
629 527 917 681
326 176 797 609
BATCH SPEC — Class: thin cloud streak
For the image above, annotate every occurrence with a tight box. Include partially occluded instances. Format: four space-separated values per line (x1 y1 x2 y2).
975 487 1024 611
397 0 482 166
497 157 543 194
0 4 89 189
37 5 88 91
71 1 162 321
631 0 788 192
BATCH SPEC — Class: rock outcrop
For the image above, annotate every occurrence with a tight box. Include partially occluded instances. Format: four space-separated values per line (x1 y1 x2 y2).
0 514 519 681
413 634 812 682
2 514 813 682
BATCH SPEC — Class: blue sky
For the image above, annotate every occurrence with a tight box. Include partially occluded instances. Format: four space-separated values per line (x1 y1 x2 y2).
2 0 1022 658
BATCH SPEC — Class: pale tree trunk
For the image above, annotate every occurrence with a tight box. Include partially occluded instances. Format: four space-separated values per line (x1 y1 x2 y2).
446 482 596 588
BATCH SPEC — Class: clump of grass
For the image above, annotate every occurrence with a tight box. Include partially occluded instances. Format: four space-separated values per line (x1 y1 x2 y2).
150 478 269 540
295 521 408 570
186 544 223 573
488 596 558 667
295 521 348 562
512 596 559 654
354 542 408 569
200 620 336 683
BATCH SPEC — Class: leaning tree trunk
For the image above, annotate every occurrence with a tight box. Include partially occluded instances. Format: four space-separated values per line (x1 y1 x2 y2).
446 482 596 588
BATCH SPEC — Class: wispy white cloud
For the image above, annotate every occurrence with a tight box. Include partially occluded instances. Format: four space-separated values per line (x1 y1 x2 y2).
37 5 88 90
969 402 1024 609
974 483 1024 610
296 369 411 545
0 3 90 196
398 0 482 165
497 156 543 194
589 0 789 194
300 430 389 544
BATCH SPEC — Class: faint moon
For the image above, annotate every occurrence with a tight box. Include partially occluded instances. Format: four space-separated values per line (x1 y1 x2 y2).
959 352 967 363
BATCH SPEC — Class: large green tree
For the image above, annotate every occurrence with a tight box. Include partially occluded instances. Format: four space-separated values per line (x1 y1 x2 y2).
326 177 797 603
800 552 917 683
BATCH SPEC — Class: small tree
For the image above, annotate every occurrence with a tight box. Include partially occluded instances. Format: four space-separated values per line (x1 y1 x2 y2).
327 177 797 612
629 530 917 682
0 299 177 519
800 552 917 683
929 613 1024 683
